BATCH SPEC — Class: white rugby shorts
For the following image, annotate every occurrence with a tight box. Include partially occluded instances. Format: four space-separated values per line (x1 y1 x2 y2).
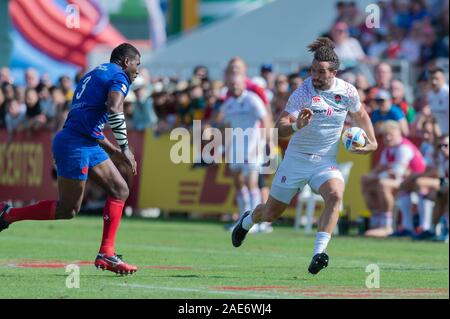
270 152 344 204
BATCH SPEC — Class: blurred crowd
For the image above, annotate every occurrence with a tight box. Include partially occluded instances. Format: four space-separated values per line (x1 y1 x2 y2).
0 0 448 240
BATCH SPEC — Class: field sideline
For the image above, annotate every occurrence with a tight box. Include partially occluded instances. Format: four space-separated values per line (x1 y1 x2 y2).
0 216 448 299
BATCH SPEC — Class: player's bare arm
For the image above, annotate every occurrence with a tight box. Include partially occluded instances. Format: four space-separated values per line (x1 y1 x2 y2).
97 135 121 156
261 113 274 145
275 109 313 138
348 107 378 154
105 90 137 175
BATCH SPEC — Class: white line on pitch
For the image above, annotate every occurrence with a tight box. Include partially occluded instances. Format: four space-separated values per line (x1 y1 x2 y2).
115 283 292 299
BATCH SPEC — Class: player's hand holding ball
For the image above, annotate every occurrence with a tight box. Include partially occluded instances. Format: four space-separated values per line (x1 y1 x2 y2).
296 108 313 130
342 127 376 154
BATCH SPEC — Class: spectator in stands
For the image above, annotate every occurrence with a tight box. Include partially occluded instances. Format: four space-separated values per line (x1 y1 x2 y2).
188 79 206 122
429 134 449 242
58 75 74 104
427 67 449 135
132 76 158 131
273 74 289 97
24 68 39 89
413 71 430 112
74 70 85 85
271 91 289 123
4 99 26 133
410 103 441 138
408 0 429 28
330 21 366 68
49 86 69 132
390 79 415 123
419 23 441 66
362 120 426 237
399 21 422 64
153 82 177 134
24 88 46 131
355 73 369 91
2 82 15 104
366 31 390 61
202 89 221 123
175 85 192 127
270 74 290 121
260 63 275 91
346 1 365 36
373 62 393 90
394 120 441 237
0 67 13 85
36 82 56 123
40 73 53 88
334 1 350 25
399 133 449 241
419 118 439 167
193 65 209 83
123 92 136 130
370 89 409 136
287 72 303 93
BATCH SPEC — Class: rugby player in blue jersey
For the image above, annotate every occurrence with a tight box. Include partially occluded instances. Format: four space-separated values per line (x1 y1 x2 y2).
1 43 140 275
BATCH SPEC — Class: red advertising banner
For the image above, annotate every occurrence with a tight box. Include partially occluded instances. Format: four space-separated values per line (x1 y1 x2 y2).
0 129 145 207
0 130 58 200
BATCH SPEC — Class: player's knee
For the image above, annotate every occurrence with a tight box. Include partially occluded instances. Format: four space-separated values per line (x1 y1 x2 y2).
106 177 130 201
114 183 129 201
325 191 343 207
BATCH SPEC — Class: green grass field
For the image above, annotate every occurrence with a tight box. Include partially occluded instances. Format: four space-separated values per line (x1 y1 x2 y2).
0 216 448 299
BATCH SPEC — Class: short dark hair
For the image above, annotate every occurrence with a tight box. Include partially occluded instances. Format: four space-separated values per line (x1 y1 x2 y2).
194 65 208 74
428 67 445 76
110 43 140 64
307 37 340 71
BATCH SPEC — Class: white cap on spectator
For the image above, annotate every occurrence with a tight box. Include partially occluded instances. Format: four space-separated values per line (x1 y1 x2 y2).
176 81 189 92
153 81 164 93
252 76 267 89
375 89 391 100
124 90 136 103
132 76 145 90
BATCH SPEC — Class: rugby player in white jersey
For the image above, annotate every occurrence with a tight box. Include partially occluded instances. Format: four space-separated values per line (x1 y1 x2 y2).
217 73 273 232
231 37 378 275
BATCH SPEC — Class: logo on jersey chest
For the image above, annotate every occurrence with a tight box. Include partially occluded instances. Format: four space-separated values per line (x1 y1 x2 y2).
310 93 346 117
311 96 334 117
312 96 321 104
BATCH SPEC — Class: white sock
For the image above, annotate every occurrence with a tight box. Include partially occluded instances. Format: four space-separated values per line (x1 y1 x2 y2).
418 195 434 231
380 212 393 228
236 187 250 215
249 188 262 210
313 232 331 256
242 210 255 231
397 194 413 231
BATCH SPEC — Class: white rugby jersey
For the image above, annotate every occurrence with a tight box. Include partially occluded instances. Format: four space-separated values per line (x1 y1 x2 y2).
428 84 449 135
221 90 267 163
284 77 361 157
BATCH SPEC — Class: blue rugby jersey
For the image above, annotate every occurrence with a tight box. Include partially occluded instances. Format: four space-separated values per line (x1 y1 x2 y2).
63 63 130 140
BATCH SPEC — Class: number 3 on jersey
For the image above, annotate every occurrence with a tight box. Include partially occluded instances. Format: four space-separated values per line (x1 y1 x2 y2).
76 76 92 99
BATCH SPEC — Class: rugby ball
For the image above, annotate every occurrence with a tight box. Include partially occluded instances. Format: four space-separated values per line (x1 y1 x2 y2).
342 127 366 151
